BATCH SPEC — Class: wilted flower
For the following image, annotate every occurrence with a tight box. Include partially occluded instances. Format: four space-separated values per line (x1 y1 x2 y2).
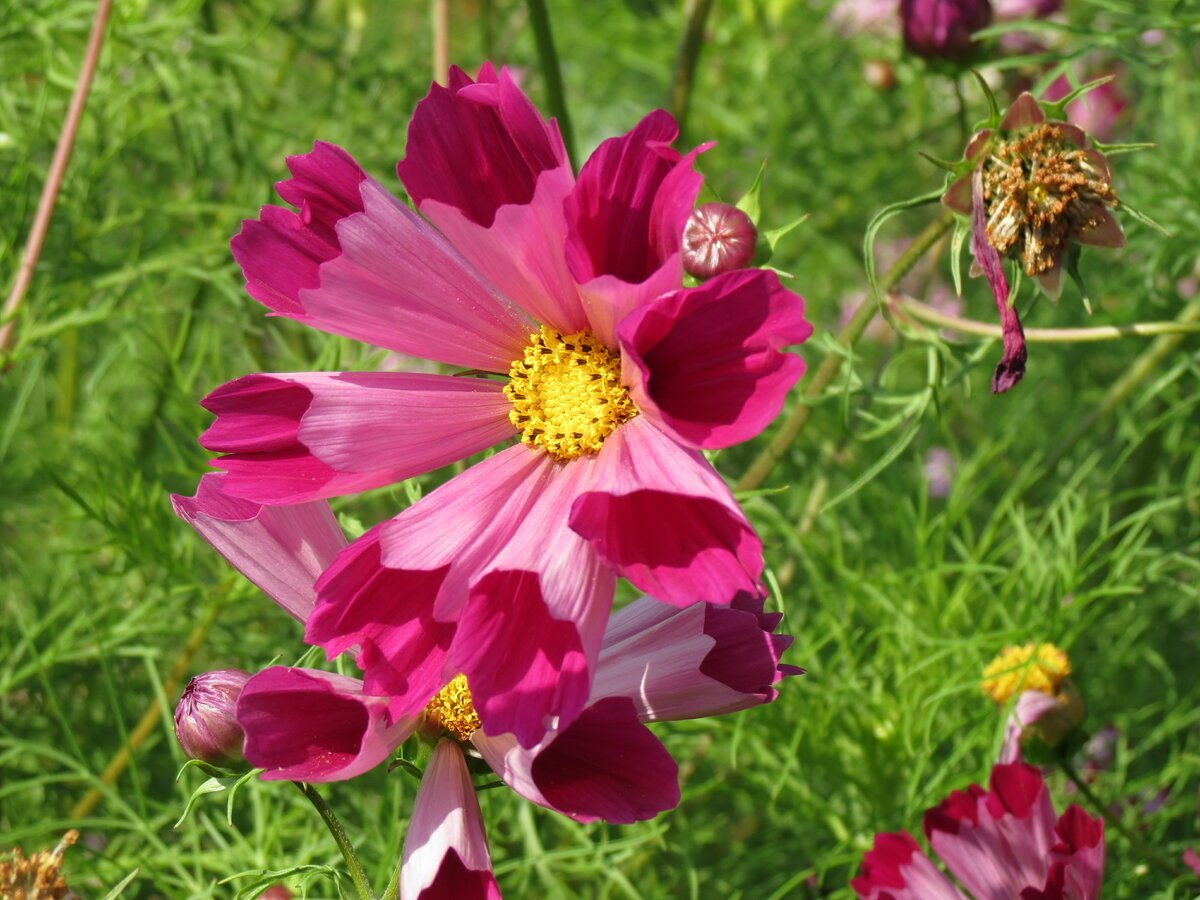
0 831 77 900
682 202 758 278
853 762 1105 899
900 0 992 61
982 641 1084 762
194 63 811 749
1044 74 1128 142
174 668 251 765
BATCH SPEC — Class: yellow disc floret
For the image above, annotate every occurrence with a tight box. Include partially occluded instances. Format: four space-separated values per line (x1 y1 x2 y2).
504 326 638 461
424 674 481 742
981 642 1071 705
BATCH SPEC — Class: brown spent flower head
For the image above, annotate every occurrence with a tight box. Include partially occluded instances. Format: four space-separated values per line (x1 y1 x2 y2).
943 92 1124 297
0 830 77 900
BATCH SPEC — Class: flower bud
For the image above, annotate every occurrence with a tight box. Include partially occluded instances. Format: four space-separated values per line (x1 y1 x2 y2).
682 202 758 279
174 669 250 765
900 0 992 61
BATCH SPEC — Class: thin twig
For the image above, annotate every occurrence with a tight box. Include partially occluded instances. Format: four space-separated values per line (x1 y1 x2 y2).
524 0 577 171
735 213 955 492
295 782 377 900
1 0 114 359
669 0 715 140
897 296 1200 342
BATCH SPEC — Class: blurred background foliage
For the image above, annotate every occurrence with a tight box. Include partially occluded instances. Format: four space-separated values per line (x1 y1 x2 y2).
2 0 1199 896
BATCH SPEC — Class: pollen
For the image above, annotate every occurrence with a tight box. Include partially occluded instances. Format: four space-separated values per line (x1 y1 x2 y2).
424 674 481 742
981 642 1071 705
504 326 638 461
982 124 1117 276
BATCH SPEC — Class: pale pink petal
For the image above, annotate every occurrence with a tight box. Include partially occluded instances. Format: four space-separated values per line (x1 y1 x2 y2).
231 142 365 317
300 179 531 370
999 690 1063 764
200 372 513 504
237 667 415 782
171 473 345 623
1075 208 1125 249
1002 93 1046 131
453 455 614 746
401 740 500 900
471 697 679 824
852 831 966 900
925 762 1057 900
618 269 811 448
569 416 762 605
591 593 798 721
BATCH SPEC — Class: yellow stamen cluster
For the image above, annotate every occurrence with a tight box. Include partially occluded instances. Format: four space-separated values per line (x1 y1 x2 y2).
981 642 1071 705
424 674 481 742
983 124 1117 276
504 326 638 461
1 830 77 900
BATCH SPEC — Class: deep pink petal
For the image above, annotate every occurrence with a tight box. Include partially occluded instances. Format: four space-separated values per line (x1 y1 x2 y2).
231 142 365 317
401 740 500 900
200 373 513 504
925 762 1057 900
852 831 966 900
591 593 798 721
618 269 812 448
397 63 567 229
473 697 679 825
299 179 532 370
569 416 762 605
1050 805 1105 900
971 167 1026 393
171 473 345 623
237 667 415 782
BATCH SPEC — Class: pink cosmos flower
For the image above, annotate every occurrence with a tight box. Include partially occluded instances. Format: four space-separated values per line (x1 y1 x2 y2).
173 474 799 900
853 762 1105 899
196 64 811 750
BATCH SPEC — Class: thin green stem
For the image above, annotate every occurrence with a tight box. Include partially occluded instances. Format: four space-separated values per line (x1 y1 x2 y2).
736 212 955 492
1057 755 1193 883
295 782 376 900
898 297 1200 343
524 0 577 171
379 861 401 900
669 0 715 141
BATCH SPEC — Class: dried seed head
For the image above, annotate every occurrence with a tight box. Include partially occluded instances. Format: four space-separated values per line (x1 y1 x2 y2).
0 830 77 900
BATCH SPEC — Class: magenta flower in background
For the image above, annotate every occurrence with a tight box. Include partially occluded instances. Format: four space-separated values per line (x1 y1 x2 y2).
194 64 811 749
1044 74 1129 142
853 762 1105 899
171 476 799 899
900 0 992 61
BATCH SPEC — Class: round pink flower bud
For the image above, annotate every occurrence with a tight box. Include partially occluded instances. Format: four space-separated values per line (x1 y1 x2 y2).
900 0 992 61
173 669 251 765
682 202 758 279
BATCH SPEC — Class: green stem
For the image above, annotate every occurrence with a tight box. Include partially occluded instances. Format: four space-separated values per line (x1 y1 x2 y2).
1057 755 1193 883
735 212 954 492
897 297 1200 343
379 861 401 900
669 0 715 141
295 782 376 900
524 0 577 171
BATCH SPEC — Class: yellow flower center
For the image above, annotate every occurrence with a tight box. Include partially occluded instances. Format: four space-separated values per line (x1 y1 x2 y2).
981 642 1071 705
423 674 481 742
504 326 638 461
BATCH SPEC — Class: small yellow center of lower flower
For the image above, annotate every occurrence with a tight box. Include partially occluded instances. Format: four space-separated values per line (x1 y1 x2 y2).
504 326 638 461
981 642 1071 705
424 674 481 742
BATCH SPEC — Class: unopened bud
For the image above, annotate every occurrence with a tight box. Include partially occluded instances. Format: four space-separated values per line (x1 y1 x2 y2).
682 202 758 279
862 59 897 91
174 669 250 765
900 0 992 61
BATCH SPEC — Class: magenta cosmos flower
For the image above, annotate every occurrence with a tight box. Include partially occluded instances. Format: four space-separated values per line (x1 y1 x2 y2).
174 473 799 900
854 762 1105 899
196 64 810 750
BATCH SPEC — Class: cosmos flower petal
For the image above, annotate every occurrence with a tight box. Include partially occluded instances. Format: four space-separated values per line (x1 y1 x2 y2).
1002 92 1046 131
1075 207 1125 249
618 269 812 449
591 593 799 721
300 179 532 370
925 762 1058 900
200 373 513 504
1048 805 1105 900
569 416 763 605
852 831 966 900
401 740 500 900
999 690 1063 764
231 141 366 317
471 697 679 824
171 473 345 623
971 167 1026 393
238 667 416 782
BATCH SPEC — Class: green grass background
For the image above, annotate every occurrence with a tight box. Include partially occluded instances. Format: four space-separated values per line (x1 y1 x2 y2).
2 0 1199 896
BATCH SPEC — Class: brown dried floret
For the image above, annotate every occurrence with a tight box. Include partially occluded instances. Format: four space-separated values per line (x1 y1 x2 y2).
0 830 78 900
